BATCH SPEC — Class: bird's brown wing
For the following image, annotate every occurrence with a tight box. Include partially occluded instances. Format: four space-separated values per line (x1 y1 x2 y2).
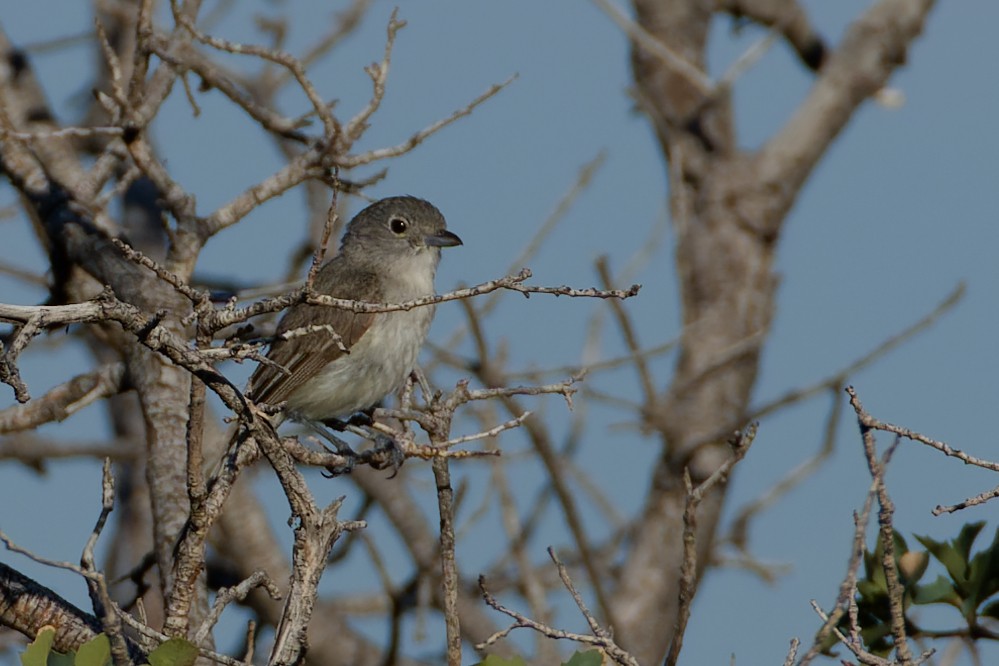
248 285 379 407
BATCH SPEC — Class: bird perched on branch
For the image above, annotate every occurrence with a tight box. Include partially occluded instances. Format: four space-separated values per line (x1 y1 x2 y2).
247 196 462 469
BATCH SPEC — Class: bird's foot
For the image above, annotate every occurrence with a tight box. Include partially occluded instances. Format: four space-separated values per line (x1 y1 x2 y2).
312 415 403 477
321 453 355 477
358 434 406 478
315 430 358 477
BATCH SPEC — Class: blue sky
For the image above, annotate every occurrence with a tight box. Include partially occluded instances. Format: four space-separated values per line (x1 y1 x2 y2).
1 1 998 664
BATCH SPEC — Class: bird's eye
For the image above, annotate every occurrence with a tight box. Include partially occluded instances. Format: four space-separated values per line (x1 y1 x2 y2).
389 217 408 234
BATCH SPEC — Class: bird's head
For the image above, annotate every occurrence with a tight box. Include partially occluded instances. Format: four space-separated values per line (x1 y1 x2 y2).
342 196 462 259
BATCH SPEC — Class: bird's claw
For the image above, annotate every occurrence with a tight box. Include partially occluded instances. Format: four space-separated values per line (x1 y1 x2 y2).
316 430 358 477
313 421 404 478
360 434 406 478
322 448 356 477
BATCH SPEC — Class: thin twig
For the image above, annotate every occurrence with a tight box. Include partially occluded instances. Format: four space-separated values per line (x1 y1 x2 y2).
307 187 339 288
750 283 964 422
192 571 281 646
79 460 131 666
596 256 657 410
666 425 757 666
172 5 339 138
111 237 206 303
548 548 606 639
205 268 638 333
590 0 712 94
933 485 999 516
727 387 843 551
479 151 607 319
338 75 517 167
432 457 462 666
338 10 404 146
477 574 640 666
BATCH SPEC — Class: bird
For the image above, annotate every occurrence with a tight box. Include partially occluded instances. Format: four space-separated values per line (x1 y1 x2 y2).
246 196 462 468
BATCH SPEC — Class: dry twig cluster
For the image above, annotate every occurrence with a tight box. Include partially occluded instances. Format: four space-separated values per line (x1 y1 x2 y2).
2 2 992 666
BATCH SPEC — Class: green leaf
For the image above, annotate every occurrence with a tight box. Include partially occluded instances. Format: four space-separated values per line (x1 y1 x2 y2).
866 541 888 592
857 579 885 601
961 594 979 621
563 650 604 666
49 654 74 666
146 639 198 666
21 627 57 666
912 575 960 606
953 522 987 562
74 634 110 666
858 621 893 657
966 526 999 605
916 533 969 585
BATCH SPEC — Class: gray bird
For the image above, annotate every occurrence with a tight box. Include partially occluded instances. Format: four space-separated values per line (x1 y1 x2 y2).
247 196 461 457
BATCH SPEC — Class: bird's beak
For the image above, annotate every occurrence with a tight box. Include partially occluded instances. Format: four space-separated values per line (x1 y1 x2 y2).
425 229 463 248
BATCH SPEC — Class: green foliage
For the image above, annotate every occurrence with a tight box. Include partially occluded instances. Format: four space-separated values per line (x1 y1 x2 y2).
20 628 105 666
21 627 65 666
145 639 198 666
562 650 605 666
73 635 111 666
915 521 999 622
19 630 198 666
836 522 999 657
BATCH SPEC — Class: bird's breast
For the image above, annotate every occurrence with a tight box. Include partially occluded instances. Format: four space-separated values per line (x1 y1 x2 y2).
286 305 435 421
